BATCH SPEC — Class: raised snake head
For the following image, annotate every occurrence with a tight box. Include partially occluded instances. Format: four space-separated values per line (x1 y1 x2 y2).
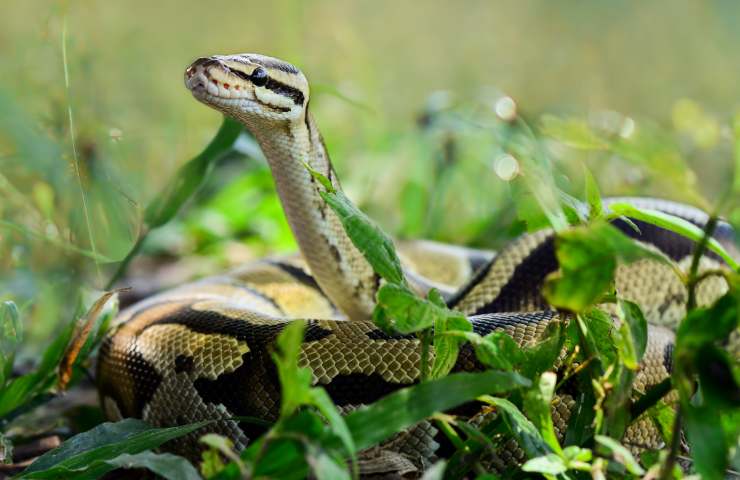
185 54 309 124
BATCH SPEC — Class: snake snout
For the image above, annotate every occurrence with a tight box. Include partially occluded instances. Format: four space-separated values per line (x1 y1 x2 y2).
185 57 221 97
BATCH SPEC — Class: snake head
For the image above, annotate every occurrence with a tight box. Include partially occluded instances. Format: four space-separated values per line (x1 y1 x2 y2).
185 54 309 123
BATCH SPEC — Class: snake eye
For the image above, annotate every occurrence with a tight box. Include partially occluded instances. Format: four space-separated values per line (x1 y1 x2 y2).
251 67 268 87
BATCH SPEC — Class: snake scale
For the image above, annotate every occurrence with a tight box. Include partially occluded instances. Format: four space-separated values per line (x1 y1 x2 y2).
96 54 738 475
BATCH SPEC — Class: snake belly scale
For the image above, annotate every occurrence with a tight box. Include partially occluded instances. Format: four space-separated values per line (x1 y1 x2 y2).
96 53 737 473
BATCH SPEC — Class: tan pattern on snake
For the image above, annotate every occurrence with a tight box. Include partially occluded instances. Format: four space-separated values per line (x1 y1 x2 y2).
96 53 738 474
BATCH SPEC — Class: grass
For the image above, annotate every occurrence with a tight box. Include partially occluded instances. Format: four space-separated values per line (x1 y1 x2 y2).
2 2 740 479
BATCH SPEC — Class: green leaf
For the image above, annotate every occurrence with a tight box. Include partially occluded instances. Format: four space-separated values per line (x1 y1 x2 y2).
19 419 209 479
304 444 350 480
0 319 75 419
544 221 668 312
594 435 645 475
303 162 336 193
200 449 226 479
577 309 618 370
521 320 566 379
583 166 603 219
647 400 675 444
607 202 739 271
523 372 563 455
683 405 727 480
480 396 550 458
309 388 357 473
521 453 567 475
677 292 739 350
695 344 740 409
199 434 245 478
100 451 201 480
0 301 21 386
614 300 648 370
447 330 524 372
376 283 467 335
319 189 405 286
271 322 313 418
430 313 472 379
347 371 530 450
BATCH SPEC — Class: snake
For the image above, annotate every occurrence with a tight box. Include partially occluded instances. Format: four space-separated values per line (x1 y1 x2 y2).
96 53 738 475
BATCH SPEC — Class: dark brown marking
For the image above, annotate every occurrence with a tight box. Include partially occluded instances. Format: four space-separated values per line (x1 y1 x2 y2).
329 244 342 264
174 354 195 374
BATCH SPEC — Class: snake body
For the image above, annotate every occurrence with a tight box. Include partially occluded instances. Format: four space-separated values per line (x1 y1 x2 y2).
97 54 737 474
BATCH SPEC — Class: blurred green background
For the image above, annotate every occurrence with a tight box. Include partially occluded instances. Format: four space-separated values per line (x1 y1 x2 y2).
2 0 739 350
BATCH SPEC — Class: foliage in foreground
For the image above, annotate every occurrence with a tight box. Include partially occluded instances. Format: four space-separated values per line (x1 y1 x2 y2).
2 96 740 479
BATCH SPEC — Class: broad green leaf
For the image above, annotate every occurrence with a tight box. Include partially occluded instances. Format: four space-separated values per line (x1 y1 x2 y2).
577 310 617 370
647 400 675 444
100 452 201 480
544 221 667 312
521 320 566 380
695 344 740 409
594 435 645 475
272 322 313 418
446 330 524 372
607 202 739 271
480 396 550 458
375 283 467 335
348 371 530 449
319 188 406 286
523 372 563 455
430 313 472 379
676 292 739 350
521 453 567 475
564 391 596 447
683 405 727 480
614 300 648 370
19 419 209 479
234 411 332 480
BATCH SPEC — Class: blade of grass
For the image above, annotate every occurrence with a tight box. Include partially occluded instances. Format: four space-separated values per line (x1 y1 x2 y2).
62 16 100 283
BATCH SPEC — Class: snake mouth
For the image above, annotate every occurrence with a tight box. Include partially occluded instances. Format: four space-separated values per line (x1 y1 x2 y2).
184 57 254 105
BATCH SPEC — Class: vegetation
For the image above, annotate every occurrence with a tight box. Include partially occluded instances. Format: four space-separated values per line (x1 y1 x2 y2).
2 2 740 479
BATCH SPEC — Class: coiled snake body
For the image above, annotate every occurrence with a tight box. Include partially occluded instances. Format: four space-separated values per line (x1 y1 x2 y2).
97 54 737 474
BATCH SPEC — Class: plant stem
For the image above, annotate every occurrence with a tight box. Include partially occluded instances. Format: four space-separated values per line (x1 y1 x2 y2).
658 407 682 480
686 215 718 310
630 378 672 419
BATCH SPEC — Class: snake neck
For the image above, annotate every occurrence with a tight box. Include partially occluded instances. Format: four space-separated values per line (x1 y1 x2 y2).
250 110 379 320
